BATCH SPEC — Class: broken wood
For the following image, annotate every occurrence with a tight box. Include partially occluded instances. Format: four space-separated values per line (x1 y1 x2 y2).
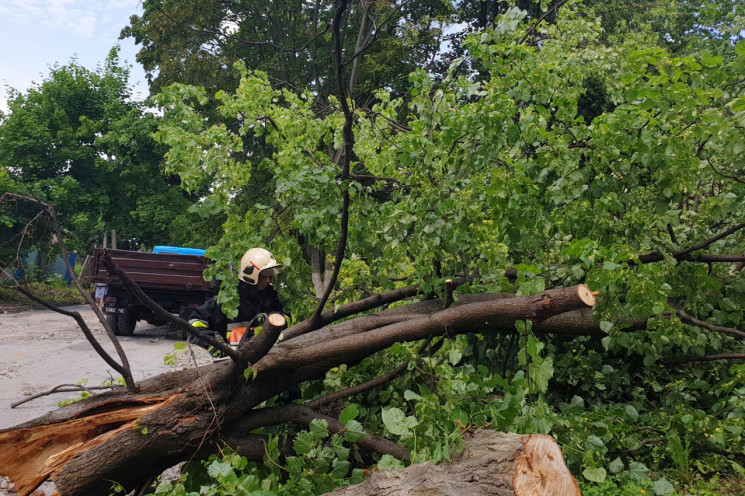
0 399 168 495
325 429 580 496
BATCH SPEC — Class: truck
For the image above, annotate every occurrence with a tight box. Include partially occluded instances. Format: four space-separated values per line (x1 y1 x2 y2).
90 246 219 336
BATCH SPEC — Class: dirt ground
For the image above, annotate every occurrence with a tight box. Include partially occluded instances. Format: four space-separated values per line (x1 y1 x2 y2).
0 304 213 495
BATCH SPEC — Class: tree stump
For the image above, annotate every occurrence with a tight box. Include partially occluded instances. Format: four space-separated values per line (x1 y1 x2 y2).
326 430 580 496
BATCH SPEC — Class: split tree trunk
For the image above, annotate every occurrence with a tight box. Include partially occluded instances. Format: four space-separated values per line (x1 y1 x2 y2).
0 285 595 496
327 429 580 496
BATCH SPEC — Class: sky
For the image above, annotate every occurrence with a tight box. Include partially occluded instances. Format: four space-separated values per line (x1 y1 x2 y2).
0 0 149 113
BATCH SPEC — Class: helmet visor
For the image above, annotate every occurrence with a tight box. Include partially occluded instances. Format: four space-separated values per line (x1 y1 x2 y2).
259 266 281 278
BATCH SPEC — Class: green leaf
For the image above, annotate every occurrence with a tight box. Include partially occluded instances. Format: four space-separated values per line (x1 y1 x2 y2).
331 459 351 479
530 357 554 393
382 407 418 436
700 54 723 67
309 419 329 440
448 349 463 365
582 466 607 482
585 435 606 454
625 405 639 421
286 456 303 475
377 454 405 470
720 298 738 311
404 390 422 401
230 453 247 470
174 342 186 350
339 404 359 425
736 40 745 57
609 457 624 474
653 477 675 495
628 461 650 481
154 481 173 494
342 420 366 442
207 460 233 479
293 431 315 455
243 366 258 382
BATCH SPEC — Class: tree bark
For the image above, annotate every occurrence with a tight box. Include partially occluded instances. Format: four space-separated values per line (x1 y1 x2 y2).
0 285 594 496
325 429 580 496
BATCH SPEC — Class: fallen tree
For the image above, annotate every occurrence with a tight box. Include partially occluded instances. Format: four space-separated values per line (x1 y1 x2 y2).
0 284 596 496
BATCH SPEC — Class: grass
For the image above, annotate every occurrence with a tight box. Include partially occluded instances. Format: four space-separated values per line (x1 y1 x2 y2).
0 279 87 308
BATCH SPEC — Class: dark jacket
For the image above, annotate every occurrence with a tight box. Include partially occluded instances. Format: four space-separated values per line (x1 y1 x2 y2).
191 281 283 340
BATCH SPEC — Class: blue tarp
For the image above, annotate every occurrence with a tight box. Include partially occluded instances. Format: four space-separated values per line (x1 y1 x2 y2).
12 250 76 284
152 246 206 256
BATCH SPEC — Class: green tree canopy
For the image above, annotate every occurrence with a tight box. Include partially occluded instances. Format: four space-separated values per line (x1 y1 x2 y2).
0 48 220 256
121 0 453 103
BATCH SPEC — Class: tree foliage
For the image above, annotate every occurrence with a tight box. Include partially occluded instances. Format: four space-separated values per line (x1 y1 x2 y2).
0 49 220 258
147 1 745 493
121 0 452 103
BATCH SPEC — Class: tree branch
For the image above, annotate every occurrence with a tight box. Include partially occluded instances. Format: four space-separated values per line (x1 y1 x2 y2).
231 404 410 461
237 313 287 364
13 287 130 379
636 222 745 264
675 309 745 339
518 0 568 45
342 0 406 69
307 0 354 330
706 158 745 185
285 281 448 341
361 108 412 133
306 339 441 409
723 77 745 88
260 285 596 373
675 222 745 257
663 353 745 364
11 384 122 408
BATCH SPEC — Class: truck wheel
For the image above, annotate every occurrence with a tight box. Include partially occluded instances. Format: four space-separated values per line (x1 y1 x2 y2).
106 314 120 335
117 308 136 336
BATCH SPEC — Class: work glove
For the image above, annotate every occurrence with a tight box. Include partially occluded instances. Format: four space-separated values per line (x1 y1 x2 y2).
189 319 209 330
187 318 219 354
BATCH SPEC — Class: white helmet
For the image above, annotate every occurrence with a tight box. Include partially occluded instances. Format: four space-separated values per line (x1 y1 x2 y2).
239 248 282 285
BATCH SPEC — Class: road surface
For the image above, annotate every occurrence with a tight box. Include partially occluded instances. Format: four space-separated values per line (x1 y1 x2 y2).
0 304 200 430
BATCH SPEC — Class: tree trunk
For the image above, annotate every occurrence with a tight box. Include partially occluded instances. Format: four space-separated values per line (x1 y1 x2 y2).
0 285 595 496
326 429 580 496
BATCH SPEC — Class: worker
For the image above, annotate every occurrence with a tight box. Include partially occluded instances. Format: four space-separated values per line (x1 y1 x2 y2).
189 247 284 352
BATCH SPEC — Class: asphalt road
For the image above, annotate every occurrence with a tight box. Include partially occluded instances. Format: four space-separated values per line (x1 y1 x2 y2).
0 304 189 430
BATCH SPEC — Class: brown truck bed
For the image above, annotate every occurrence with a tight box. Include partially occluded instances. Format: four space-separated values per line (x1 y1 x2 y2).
91 248 216 292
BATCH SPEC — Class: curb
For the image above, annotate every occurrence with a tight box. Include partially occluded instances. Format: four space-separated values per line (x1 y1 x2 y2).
1 302 85 314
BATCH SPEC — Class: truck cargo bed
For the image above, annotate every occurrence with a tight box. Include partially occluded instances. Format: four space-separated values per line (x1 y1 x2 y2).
92 249 217 292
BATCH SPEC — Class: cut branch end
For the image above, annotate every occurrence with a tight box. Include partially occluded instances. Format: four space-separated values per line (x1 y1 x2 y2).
577 284 596 307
